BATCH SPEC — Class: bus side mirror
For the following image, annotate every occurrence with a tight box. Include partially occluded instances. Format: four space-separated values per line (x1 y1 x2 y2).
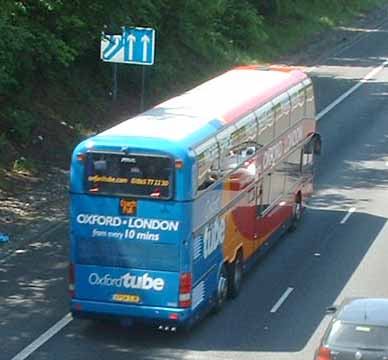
208 170 219 182
313 133 322 156
304 133 322 155
326 305 337 314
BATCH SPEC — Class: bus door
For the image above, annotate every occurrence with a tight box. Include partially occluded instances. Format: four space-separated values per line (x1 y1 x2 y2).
254 169 289 249
223 175 256 261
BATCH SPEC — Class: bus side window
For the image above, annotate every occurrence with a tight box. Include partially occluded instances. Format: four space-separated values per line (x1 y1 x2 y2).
257 175 271 216
257 108 275 148
198 166 219 191
305 82 315 118
274 93 291 137
289 84 305 126
284 149 302 193
195 137 219 193
220 142 257 176
269 163 286 205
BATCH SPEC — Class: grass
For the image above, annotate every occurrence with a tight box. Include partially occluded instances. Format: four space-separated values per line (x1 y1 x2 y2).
254 0 388 61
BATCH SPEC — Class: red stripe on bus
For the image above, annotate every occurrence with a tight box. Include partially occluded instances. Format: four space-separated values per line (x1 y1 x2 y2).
222 71 307 123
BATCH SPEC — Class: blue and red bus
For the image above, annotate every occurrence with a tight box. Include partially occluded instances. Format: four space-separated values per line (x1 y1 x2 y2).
69 65 321 330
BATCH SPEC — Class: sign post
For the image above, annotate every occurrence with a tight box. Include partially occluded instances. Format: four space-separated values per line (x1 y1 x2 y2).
100 27 155 111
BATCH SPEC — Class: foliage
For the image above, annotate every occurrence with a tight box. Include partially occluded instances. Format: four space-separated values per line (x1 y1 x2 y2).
12 156 36 174
0 133 9 157
0 0 387 168
3 107 38 143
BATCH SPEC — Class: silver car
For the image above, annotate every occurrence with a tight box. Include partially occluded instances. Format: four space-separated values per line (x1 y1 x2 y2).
315 298 388 360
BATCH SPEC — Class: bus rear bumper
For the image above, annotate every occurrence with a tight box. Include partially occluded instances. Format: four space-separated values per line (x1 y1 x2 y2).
71 299 192 326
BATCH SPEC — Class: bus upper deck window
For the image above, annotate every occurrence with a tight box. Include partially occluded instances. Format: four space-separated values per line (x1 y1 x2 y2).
85 152 173 199
94 160 107 174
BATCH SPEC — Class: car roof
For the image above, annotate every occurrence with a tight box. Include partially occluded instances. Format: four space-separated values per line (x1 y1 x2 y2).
335 298 388 327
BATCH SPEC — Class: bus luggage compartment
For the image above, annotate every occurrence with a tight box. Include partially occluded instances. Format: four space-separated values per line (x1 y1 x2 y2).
73 264 180 308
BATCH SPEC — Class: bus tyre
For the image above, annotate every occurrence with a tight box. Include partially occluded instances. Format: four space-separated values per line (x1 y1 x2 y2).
290 195 303 232
214 265 228 312
228 252 243 299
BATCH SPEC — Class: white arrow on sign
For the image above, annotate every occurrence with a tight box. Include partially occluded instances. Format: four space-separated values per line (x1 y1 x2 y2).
102 36 121 60
128 33 136 61
141 35 150 62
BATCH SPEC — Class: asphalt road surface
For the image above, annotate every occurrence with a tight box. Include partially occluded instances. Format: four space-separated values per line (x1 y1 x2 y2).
2 11 388 360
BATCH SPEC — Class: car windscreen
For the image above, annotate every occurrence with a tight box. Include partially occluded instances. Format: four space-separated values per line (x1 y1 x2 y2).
85 152 173 199
326 321 388 349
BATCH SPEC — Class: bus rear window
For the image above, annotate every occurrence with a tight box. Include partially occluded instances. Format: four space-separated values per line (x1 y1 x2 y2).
85 152 173 199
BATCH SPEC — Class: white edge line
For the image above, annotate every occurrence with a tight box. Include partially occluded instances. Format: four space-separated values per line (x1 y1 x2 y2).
270 287 294 313
340 207 356 224
316 59 388 121
11 313 73 360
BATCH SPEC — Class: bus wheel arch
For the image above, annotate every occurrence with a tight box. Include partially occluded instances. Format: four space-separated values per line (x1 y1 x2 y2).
290 191 303 231
214 263 229 312
228 248 243 299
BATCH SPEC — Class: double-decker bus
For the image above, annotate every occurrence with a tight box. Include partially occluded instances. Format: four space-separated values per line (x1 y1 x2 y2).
69 65 321 330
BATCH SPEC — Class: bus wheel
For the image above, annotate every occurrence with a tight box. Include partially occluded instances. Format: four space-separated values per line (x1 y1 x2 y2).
214 265 228 312
290 194 303 232
228 252 243 299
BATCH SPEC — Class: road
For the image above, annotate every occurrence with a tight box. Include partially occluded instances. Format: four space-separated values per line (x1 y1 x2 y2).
2 11 388 360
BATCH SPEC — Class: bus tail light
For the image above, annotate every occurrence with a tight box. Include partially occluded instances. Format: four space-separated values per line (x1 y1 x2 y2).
175 159 184 169
315 346 332 360
169 313 179 320
76 153 85 162
179 272 192 308
68 262 75 298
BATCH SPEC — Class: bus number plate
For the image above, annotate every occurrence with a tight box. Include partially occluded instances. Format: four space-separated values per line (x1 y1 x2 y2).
113 294 140 303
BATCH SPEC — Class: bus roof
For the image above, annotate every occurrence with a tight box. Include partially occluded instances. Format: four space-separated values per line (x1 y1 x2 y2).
100 66 308 147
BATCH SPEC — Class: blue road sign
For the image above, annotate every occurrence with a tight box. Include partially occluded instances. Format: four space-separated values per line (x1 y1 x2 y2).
101 27 155 65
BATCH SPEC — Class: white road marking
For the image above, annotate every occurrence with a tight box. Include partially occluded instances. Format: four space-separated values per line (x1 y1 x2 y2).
11 313 72 360
270 287 294 313
340 207 356 224
316 59 388 121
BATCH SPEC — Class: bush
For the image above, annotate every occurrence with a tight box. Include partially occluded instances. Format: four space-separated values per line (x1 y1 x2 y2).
12 156 37 174
4 108 38 143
